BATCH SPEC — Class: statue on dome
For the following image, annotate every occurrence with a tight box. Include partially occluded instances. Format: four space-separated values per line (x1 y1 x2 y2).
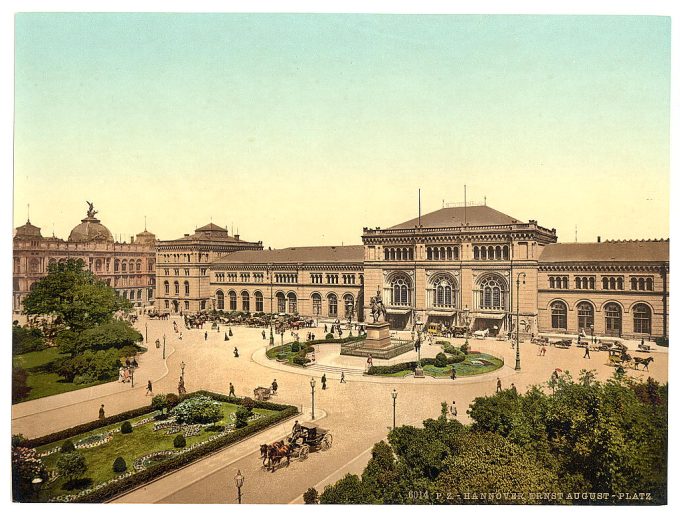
86 201 98 218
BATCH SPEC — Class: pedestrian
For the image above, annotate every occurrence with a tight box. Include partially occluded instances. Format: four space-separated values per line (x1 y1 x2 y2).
229 327 233 337
324 324 328 333
272 379 278 394
450 401 458 418
340 371 346 383
146 380 153 396
321 373 327 390
118 367 125 382
229 382 235 397
496 377 502 393
583 343 591 359
204 331 208 341
262 330 266 340
577 334 582 345
511 383 517 394
233 347 239 358
311 351 316 363
179 332 183 340
225 332 229 341
98 404 105 420
540 346 547 356
450 367 456 380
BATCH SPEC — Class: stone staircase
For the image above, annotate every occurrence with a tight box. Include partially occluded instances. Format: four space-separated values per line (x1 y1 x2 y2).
304 363 366 377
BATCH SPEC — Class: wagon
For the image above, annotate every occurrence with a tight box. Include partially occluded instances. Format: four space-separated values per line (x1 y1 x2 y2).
553 339 572 348
253 386 272 401
288 422 333 460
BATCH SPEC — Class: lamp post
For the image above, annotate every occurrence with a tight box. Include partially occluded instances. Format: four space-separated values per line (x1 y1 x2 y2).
268 266 274 346
130 366 135 388
234 469 244 504
31 477 43 502
163 334 166 360
391 388 397 430
463 306 470 348
145 322 148 344
515 272 526 371
590 324 595 344
180 361 186 378
348 305 354 337
310 378 316 419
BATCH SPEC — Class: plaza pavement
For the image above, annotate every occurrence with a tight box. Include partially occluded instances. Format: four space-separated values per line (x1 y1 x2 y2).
11 315 668 504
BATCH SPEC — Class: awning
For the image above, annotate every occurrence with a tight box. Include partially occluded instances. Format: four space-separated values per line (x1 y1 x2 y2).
475 313 506 320
427 311 455 317
386 308 411 315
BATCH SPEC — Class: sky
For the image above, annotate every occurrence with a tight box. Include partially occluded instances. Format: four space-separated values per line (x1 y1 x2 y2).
12 13 670 248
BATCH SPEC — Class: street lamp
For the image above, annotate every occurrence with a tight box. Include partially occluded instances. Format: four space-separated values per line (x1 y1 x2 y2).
463 306 470 348
145 322 148 344
268 265 275 346
391 388 398 430
590 324 595 344
163 334 166 360
180 361 186 378
234 469 244 504
515 272 526 371
348 305 354 337
130 365 135 388
310 377 316 419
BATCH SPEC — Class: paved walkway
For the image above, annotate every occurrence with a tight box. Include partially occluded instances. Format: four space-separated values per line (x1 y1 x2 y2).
11 315 668 504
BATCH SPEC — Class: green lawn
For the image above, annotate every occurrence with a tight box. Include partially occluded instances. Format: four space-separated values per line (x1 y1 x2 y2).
36 402 277 501
13 348 112 402
371 353 503 378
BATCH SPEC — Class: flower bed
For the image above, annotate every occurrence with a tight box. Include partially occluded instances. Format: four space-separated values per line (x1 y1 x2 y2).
133 451 177 471
75 432 113 449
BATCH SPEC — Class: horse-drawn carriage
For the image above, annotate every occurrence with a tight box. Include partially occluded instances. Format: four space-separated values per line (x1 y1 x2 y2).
260 422 333 471
553 339 572 349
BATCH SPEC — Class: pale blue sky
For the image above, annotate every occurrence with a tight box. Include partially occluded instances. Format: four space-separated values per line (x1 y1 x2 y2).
14 14 670 247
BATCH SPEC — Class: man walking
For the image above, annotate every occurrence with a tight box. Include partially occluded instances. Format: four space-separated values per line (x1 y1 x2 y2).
450 401 458 418
450 367 456 380
204 331 208 341
262 330 266 340
146 380 153 396
321 373 327 390
228 382 235 397
340 371 346 383
271 379 278 394
496 377 502 393
99 404 106 420
583 342 591 359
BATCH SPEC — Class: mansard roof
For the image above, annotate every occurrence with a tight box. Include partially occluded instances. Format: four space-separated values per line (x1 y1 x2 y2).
389 205 523 230
211 245 364 265
539 240 669 263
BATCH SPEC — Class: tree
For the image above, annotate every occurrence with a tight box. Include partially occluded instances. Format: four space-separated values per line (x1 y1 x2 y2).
56 451 87 482
12 325 45 355
151 394 168 414
23 259 131 332
319 474 374 504
303 487 319 504
57 320 142 356
234 406 252 428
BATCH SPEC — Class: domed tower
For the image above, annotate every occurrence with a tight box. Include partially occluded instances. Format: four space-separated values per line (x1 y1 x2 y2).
68 202 114 243
135 229 157 246
14 219 43 241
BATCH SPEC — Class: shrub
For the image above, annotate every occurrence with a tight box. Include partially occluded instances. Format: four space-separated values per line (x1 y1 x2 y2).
325 333 335 340
241 397 256 410
460 342 470 355
57 451 87 481
293 356 311 366
276 353 287 360
113 456 127 473
60 439 76 453
57 348 121 383
173 434 186 448
303 487 319 504
435 340 451 346
434 352 448 368
234 406 252 428
447 351 466 364
291 342 300 352
151 394 168 414
120 421 133 434
12 366 30 403
11 434 27 448
170 395 222 424
165 393 180 410
12 325 46 355
205 424 225 432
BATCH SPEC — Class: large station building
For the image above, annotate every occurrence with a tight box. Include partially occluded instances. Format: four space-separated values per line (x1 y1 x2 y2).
204 204 669 340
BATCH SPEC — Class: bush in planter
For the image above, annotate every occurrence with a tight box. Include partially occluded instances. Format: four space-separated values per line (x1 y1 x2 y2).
113 456 127 473
325 333 335 340
120 421 133 434
292 356 311 366
60 439 76 453
291 342 300 353
447 351 466 364
170 395 222 424
173 434 186 448
434 352 448 368
276 353 287 361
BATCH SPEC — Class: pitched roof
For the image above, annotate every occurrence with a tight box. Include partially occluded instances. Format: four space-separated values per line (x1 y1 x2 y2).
539 240 669 263
195 223 228 233
14 220 43 239
389 205 523 230
211 245 364 265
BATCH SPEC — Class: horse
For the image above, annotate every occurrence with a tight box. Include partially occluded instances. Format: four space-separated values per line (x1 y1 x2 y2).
634 356 654 371
265 441 291 471
259 444 269 466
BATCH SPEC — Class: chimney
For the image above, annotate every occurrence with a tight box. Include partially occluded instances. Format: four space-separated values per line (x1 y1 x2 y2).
184 234 190 237
130 236 134 243
235 234 240 241
597 236 601 243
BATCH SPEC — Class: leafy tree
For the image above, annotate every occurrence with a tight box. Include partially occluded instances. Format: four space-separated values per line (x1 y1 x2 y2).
234 406 252 428
171 395 222 424
56 451 87 482
12 366 30 403
12 325 45 355
319 474 374 504
23 259 131 332
303 487 319 504
56 348 121 383
151 394 168 414
56 320 141 357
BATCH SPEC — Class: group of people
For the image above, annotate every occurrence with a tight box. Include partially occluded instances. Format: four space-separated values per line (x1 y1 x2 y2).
118 356 139 383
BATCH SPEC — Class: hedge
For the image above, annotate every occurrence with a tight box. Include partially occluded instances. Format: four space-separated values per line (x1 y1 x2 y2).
23 390 296 449
367 358 448 375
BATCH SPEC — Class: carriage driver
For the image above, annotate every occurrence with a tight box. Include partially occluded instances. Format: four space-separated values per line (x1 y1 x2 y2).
290 420 302 442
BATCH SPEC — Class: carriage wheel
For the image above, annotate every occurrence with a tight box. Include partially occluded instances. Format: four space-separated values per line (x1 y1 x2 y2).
321 434 333 450
299 445 310 461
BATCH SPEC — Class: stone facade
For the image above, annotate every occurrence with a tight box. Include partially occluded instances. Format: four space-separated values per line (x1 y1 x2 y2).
155 224 263 314
13 208 157 312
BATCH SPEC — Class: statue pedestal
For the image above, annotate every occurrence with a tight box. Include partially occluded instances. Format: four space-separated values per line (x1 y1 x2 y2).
414 365 424 378
363 321 391 349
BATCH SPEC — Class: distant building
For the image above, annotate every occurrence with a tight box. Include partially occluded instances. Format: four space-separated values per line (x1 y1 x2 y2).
155 224 263 313
13 206 156 312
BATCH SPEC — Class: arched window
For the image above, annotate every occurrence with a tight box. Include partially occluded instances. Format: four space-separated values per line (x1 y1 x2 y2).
479 276 505 310
344 294 355 318
631 278 638 290
453 247 460 260
551 301 567 329
646 278 653 291
242 291 250 312
555 277 562 289
229 291 237 311
121 261 127 273
446 247 452 260
474 246 479 260
276 292 286 313
481 247 487 260
312 293 322 316
164 281 169 295
174 281 179 295
577 301 594 331
487 246 494 260
287 293 297 314
633 304 651 334
589 277 595 290
254 291 263 312
575 277 582 289
95 259 102 272
503 245 509 260
114 259 120 272
216 290 224 310
549 277 555 289
184 281 189 296
616 278 623 290
385 249 390 260
433 276 454 308
426 247 432 260
136 260 142 272
602 277 609 290
328 293 338 317
604 303 622 336
391 275 411 306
